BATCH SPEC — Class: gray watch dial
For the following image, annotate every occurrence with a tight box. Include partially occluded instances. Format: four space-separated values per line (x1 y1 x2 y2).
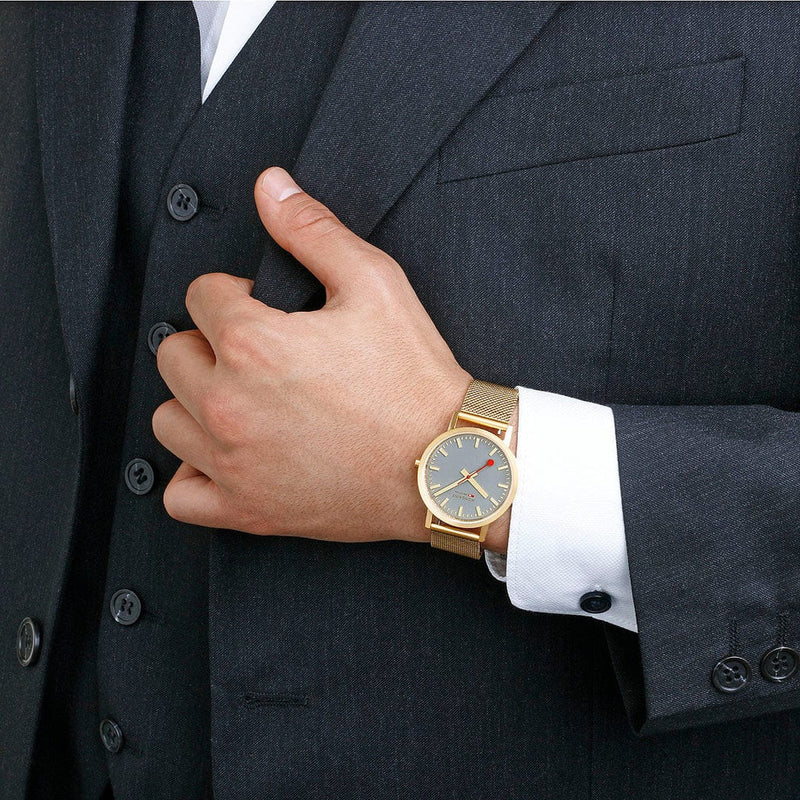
423 431 513 524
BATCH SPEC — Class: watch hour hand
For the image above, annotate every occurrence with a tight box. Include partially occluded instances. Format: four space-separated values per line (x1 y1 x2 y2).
460 468 489 498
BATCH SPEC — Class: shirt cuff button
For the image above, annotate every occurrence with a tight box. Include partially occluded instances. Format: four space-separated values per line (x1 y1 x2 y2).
580 591 612 614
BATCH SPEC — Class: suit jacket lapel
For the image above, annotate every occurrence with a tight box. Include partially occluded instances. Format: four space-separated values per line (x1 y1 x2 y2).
292 1 561 238
35 2 138 390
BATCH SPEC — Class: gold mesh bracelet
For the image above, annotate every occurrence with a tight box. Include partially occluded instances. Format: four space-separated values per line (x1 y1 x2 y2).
429 380 518 559
430 527 483 558
458 379 518 427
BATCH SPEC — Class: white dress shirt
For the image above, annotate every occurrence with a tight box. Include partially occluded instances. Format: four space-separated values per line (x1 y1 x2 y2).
190 0 638 633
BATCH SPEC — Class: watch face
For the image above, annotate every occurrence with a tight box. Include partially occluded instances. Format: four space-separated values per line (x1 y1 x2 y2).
417 428 517 528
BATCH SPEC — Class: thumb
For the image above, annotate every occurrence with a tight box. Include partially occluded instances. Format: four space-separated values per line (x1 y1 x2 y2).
254 166 381 298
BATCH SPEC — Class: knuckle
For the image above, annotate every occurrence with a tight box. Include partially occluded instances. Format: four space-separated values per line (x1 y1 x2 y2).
209 441 240 478
357 256 401 303
200 390 243 443
215 320 260 365
370 256 397 284
283 198 339 239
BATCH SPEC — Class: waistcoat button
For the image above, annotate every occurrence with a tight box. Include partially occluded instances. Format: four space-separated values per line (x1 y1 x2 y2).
760 646 799 683
147 321 177 355
166 183 199 221
110 589 143 626
16 617 42 667
124 458 156 495
99 718 124 753
711 656 751 693
69 374 79 415
579 591 612 614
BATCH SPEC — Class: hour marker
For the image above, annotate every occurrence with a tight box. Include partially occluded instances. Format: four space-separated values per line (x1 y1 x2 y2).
498 482 509 489
429 465 440 471
490 497 499 507
458 506 464 517
441 497 449 507
439 447 448 457
456 437 463 448
489 448 498 456
430 484 441 489
474 438 480 448
497 464 509 471
476 505 482 516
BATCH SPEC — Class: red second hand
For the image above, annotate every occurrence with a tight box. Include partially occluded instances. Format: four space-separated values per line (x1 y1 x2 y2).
454 459 494 488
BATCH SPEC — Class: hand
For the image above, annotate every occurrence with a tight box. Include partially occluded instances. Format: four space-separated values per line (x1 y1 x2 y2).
151 166 485 546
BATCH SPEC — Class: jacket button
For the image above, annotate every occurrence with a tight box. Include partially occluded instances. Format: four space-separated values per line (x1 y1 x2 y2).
711 656 751 693
147 322 177 355
579 591 612 614
124 458 155 495
166 183 199 221
760 646 799 683
109 589 142 626
17 617 42 667
69 375 78 415
99 718 124 753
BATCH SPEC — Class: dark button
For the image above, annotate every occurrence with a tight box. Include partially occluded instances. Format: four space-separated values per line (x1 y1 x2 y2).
147 321 177 355
760 646 799 683
16 617 41 667
166 183 199 221
69 374 78 415
711 656 751 693
99 718 124 753
580 591 612 614
124 458 155 495
109 589 142 626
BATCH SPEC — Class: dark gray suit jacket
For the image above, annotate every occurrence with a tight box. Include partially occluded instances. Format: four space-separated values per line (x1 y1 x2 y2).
2 2 799 798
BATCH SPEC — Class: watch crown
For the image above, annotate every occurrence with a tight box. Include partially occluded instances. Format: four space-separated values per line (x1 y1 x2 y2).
414 459 421 467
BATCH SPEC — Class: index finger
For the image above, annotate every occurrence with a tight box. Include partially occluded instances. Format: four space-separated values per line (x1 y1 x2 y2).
184 272 283 353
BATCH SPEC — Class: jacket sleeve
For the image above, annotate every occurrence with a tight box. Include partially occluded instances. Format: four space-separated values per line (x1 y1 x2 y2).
605 402 800 735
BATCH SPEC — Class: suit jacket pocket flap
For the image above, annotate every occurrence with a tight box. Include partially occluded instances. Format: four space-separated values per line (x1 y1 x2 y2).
438 56 744 183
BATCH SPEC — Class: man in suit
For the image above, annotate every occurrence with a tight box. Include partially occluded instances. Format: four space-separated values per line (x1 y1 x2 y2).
1 2 799 799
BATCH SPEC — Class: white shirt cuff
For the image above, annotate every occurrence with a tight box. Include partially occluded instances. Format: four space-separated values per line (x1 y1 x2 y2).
484 387 638 633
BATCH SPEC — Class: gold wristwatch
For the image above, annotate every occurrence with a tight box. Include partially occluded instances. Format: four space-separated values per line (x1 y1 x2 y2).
415 380 519 559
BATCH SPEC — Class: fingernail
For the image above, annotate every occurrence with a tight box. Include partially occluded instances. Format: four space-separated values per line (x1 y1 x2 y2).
260 167 303 201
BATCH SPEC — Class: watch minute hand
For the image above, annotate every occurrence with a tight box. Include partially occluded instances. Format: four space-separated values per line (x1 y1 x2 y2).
433 476 469 497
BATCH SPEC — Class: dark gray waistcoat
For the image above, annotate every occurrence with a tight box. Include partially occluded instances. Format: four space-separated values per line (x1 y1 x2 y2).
26 4 355 799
